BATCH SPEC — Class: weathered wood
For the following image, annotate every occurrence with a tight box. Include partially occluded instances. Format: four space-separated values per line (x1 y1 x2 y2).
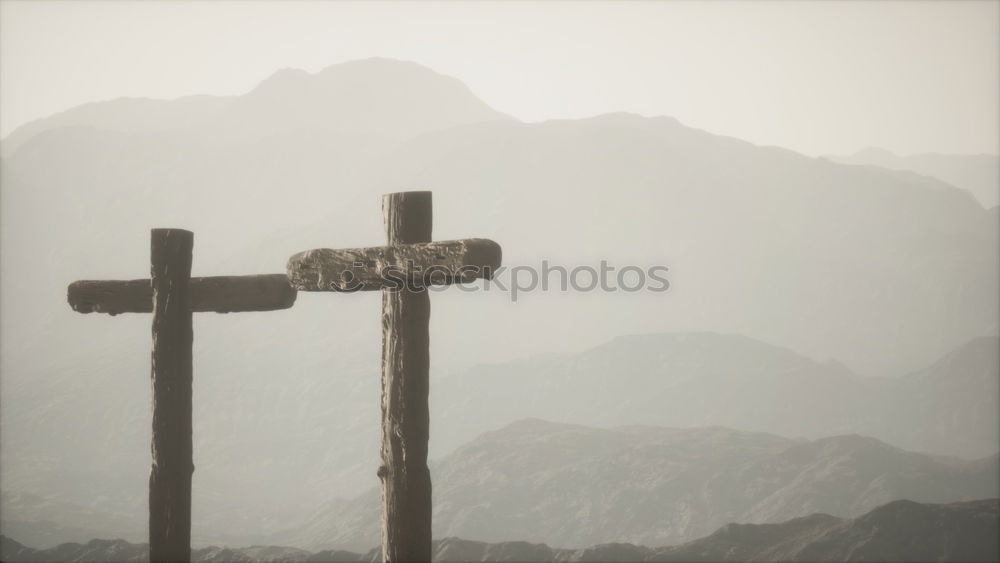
287 239 500 292
69 230 303 563
68 274 296 314
189 275 297 313
380 191 433 563
68 279 150 314
149 228 193 563
283 190 499 561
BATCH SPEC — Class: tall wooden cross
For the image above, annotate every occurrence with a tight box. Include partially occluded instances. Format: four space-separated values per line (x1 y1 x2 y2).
286 191 501 563
67 228 297 563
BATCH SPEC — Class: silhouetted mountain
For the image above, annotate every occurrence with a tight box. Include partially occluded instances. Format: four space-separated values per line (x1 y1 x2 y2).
432 333 1000 460
287 420 998 551
877 335 999 457
4 499 996 561
1 536 147 562
201 59 510 144
1 334 995 547
4 62 995 377
365 112 997 375
0 535 314 562
828 147 999 208
1 58 508 157
0 96 231 158
652 498 999 562
0 492 144 554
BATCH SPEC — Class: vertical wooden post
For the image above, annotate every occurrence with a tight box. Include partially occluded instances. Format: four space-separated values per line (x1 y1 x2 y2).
380 192 433 563
149 228 194 563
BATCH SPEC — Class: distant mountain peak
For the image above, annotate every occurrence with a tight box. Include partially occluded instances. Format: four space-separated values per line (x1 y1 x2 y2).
318 56 437 73
604 330 752 347
853 146 899 159
253 58 452 91
829 147 1000 207
588 111 670 122
203 57 511 141
808 433 902 453
255 66 311 85
3 58 511 156
593 331 817 367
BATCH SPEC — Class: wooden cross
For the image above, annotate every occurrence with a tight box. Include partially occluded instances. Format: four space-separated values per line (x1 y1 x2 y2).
67 229 297 563
287 191 501 563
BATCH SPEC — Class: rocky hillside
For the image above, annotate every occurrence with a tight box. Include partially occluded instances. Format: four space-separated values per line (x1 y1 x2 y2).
652 498 999 562
287 420 998 551
3 499 995 562
2 332 994 548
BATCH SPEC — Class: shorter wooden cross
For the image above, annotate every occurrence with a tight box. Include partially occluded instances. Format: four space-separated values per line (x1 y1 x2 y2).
287 191 500 563
67 228 296 563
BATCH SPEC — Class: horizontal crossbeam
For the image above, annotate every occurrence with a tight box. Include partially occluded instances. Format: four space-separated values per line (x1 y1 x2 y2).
68 274 296 315
287 238 501 292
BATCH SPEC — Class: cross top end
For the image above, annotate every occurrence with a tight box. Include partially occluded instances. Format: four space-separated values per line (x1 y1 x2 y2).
287 238 501 292
289 191 502 293
383 191 433 245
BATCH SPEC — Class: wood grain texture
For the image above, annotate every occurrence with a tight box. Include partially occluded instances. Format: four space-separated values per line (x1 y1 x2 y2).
287 238 500 292
148 228 193 563
380 191 433 563
68 274 296 315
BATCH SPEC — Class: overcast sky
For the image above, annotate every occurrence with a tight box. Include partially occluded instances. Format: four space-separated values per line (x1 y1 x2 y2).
1 1 997 156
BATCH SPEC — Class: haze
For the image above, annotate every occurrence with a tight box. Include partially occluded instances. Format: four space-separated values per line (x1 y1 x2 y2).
1 0 998 156
0 2 997 558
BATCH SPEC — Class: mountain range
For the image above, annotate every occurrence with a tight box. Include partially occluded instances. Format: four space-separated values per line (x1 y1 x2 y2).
431 333 1000 461
827 147 999 209
1 58 997 549
0 59 509 158
2 331 995 548
3 499 997 562
2 58 995 376
286 419 998 552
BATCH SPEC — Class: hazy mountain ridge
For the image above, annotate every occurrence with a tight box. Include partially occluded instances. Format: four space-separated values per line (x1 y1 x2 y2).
828 147 1000 208
650 498 999 562
287 419 998 552
363 109 997 375
1 58 510 158
432 333 999 460
1 333 994 547
3 59 995 374
0 96 233 158
0 492 145 556
201 59 510 143
4 499 996 562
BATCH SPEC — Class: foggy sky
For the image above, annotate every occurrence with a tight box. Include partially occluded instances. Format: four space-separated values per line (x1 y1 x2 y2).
1 1 997 157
